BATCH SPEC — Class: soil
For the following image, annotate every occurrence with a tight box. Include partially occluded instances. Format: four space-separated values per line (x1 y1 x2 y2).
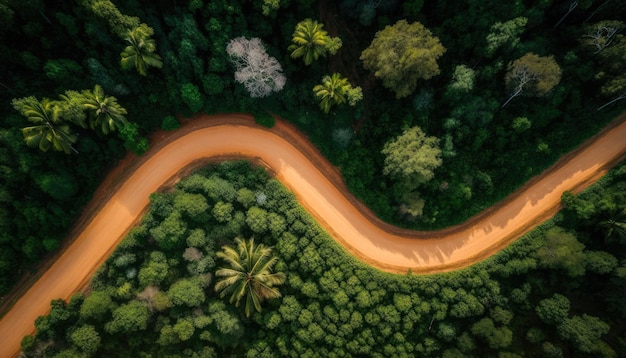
0 112 625 357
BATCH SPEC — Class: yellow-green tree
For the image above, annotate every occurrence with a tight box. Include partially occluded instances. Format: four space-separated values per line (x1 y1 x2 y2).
12 97 79 154
289 19 342 66
313 73 363 113
77 85 127 135
360 20 446 98
120 24 163 76
381 126 442 185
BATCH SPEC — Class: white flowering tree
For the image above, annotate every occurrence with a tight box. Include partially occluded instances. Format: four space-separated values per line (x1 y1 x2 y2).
226 37 286 98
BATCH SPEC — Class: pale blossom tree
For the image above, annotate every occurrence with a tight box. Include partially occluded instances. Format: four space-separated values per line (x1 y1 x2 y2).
226 37 286 98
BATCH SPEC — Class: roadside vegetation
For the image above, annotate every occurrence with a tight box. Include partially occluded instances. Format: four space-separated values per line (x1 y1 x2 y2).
0 0 625 355
21 160 626 356
1 0 625 296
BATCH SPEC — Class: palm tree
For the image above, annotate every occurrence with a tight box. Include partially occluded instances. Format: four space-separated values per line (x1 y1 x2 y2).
80 85 128 135
215 237 286 317
288 18 331 66
12 97 78 154
313 73 351 113
120 24 163 76
599 208 626 243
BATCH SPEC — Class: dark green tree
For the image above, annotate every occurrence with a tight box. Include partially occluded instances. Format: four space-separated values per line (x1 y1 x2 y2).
557 314 610 353
535 293 570 325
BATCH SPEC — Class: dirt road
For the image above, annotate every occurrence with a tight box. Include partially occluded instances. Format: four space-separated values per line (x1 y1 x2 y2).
1 113 625 357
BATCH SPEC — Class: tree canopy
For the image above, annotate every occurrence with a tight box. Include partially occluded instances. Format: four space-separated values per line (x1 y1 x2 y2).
381 126 442 184
502 53 562 107
215 237 286 317
289 18 341 66
360 20 446 98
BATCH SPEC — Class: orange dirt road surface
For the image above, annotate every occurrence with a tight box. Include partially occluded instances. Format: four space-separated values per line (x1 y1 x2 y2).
1 113 626 357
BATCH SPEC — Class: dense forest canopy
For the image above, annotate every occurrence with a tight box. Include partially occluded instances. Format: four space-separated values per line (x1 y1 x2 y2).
20 160 626 356
0 0 625 355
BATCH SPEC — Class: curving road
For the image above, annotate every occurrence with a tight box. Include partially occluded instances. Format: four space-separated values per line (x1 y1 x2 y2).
1 113 625 357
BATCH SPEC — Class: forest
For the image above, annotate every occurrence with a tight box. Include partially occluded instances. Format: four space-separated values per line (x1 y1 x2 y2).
20 160 626 356
0 0 624 356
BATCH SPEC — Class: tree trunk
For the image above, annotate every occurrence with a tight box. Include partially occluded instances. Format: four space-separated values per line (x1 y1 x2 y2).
584 0 612 24
501 87 524 108
597 94 626 111
554 1 578 28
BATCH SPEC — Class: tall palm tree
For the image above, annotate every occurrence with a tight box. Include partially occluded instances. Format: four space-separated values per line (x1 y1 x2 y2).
12 97 78 154
599 208 626 243
289 18 331 66
215 237 286 317
80 85 128 135
120 24 163 76
313 73 351 113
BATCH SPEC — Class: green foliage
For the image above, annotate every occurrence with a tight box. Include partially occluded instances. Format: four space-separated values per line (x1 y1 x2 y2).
585 251 618 274
313 73 363 113
482 17 528 58
503 53 562 107
161 115 180 131
89 0 140 38
289 18 341 66
138 251 169 287
78 84 128 135
534 227 586 277
202 73 225 96
215 237 285 317
447 65 476 94
34 170 78 200
557 314 610 353
180 82 204 114
168 278 206 307
246 206 269 233
512 117 531 132
18 161 626 356
580 21 624 55
12 97 78 154
535 294 570 325
104 300 150 334
470 317 513 350
118 121 149 155
120 24 163 76
44 59 84 83
69 324 101 355
381 126 442 184
360 20 446 98
254 111 275 128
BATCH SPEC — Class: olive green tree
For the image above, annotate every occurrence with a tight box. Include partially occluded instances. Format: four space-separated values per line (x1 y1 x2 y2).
381 126 442 185
502 53 562 108
360 20 446 98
